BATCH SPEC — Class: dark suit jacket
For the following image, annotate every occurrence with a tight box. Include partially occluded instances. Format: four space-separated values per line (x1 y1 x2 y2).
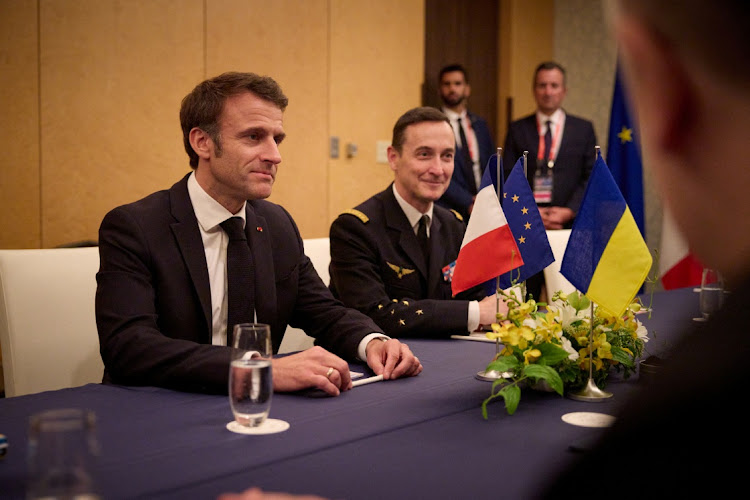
328 185 486 338
503 112 596 218
538 277 750 498
96 174 381 394
437 111 495 219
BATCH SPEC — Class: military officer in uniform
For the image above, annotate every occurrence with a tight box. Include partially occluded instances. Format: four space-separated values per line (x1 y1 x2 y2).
328 107 502 338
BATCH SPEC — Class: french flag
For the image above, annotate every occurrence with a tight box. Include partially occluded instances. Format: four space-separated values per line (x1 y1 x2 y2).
659 209 703 290
451 164 523 296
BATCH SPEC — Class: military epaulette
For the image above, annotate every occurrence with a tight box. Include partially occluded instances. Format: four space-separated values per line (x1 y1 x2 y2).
450 209 464 222
341 208 369 223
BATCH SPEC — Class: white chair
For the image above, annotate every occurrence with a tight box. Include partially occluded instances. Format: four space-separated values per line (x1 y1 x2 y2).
0 247 104 397
543 229 577 297
277 238 330 354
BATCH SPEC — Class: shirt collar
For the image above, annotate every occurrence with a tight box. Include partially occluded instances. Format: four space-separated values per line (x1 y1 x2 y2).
442 108 467 122
392 183 433 229
536 108 565 128
187 171 247 232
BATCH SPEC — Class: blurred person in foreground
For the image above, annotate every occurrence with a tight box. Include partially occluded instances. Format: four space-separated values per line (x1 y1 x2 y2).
540 1 750 497
329 107 502 338
96 72 421 398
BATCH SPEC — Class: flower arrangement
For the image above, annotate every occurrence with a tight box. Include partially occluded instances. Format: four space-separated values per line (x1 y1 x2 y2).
481 287 649 417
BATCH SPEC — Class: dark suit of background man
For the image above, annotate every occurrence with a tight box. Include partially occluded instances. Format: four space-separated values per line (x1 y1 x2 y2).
329 107 502 339
503 61 597 300
540 1 750 497
95 72 421 397
436 64 495 220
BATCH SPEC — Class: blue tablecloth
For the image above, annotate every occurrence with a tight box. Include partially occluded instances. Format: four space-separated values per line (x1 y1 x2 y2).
0 288 699 499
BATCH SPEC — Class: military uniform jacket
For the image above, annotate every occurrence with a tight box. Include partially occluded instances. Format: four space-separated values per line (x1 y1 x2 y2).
329 185 486 338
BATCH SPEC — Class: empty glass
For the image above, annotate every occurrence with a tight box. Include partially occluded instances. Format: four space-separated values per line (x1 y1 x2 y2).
229 323 273 427
27 408 100 499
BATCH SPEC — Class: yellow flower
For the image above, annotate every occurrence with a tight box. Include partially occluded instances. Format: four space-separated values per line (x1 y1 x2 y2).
523 348 542 365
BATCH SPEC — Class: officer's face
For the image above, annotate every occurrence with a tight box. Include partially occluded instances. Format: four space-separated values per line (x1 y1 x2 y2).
389 121 455 213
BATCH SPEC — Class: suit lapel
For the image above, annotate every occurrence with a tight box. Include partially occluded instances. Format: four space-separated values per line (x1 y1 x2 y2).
246 203 277 325
169 175 212 338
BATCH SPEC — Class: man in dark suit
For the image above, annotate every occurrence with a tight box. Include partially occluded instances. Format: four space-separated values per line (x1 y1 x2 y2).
96 72 422 396
436 64 496 220
503 61 596 230
540 2 750 497
329 107 501 338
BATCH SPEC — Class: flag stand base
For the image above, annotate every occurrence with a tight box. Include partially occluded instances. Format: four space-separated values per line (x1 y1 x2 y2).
567 378 613 402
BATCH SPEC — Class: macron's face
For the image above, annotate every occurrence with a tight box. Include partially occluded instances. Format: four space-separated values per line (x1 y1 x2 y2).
198 92 286 212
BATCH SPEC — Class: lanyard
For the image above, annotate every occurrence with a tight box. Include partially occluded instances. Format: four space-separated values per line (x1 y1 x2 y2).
536 117 562 165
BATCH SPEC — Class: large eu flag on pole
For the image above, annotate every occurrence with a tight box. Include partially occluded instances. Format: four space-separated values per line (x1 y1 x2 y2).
606 65 645 236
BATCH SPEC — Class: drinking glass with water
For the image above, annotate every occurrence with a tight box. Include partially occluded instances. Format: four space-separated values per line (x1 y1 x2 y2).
229 323 273 427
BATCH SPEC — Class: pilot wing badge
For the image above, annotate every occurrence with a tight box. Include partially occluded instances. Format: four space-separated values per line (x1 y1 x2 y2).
387 262 415 279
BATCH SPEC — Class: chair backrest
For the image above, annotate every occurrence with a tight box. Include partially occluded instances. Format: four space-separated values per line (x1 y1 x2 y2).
278 238 331 354
0 248 103 397
543 229 577 296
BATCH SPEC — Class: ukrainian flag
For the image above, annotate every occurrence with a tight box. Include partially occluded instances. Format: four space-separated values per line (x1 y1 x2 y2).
560 152 652 316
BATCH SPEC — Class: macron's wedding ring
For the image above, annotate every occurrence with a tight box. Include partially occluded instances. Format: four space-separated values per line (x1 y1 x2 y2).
325 367 334 379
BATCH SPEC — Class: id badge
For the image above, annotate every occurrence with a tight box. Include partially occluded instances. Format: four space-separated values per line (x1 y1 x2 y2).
533 168 553 204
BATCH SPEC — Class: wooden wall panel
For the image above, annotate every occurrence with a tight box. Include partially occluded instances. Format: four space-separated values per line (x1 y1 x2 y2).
328 0 425 225
39 0 203 247
497 0 554 146
206 0 330 239
424 0 499 142
0 0 40 249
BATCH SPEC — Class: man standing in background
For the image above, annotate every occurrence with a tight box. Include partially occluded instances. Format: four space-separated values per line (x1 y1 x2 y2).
436 64 495 220
503 61 596 230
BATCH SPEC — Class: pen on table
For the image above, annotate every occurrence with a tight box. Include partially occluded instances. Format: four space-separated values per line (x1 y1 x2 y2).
351 374 384 388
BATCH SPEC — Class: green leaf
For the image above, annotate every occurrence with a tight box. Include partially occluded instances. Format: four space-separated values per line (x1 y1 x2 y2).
611 346 635 367
568 291 591 312
486 356 520 373
522 364 564 395
499 384 521 415
536 342 570 366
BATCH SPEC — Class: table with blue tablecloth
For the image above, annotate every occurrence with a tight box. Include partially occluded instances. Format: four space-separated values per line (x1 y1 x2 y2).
0 288 699 499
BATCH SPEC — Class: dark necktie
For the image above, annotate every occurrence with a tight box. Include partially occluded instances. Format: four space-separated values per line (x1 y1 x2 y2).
220 217 255 346
457 117 477 194
417 214 430 266
543 120 553 164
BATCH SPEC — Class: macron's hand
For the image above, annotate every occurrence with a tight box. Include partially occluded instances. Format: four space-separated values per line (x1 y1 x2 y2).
272 346 352 396
365 339 422 380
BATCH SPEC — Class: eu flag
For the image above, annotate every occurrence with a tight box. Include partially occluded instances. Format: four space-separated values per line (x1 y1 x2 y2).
481 156 553 294
607 65 645 235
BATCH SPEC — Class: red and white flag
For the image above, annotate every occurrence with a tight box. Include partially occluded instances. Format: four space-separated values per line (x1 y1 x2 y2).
659 209 703 290
451 181 523 296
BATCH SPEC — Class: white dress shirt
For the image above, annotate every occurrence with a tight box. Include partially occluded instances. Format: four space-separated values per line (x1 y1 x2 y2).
443 108 482 189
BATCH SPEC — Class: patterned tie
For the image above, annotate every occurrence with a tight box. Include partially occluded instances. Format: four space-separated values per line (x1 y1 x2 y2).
543 120 553 164
417 214 430 267
457 117 477 194
220 217 255 346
